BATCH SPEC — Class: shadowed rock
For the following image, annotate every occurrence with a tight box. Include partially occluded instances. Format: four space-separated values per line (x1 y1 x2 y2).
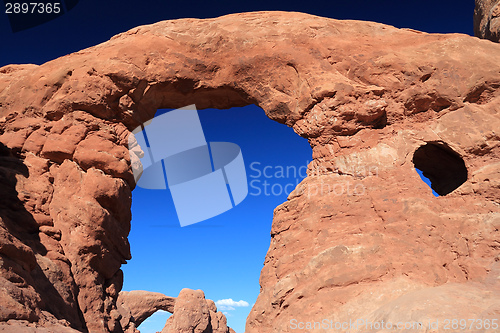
475 0 500 42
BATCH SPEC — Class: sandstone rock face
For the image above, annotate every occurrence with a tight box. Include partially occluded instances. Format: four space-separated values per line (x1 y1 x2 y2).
0 11 499 333
475 0 500 42
161 289 235 333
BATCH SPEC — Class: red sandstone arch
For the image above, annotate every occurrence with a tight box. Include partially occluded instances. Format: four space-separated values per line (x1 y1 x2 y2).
0 11 499 333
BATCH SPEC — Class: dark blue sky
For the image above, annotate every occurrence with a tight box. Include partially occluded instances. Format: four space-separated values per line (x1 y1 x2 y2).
1 0 475 67
1 1 471 332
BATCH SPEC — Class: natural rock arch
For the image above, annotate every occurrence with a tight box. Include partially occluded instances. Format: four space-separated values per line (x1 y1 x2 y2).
0 11 499 333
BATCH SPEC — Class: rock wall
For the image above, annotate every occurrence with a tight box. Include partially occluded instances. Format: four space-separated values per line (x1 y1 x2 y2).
475 0 500 42
0 11 499 333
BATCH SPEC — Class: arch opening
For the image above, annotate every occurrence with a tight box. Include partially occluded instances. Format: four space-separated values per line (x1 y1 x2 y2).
137 310 171 333
122 104 312 333
412 142 468 196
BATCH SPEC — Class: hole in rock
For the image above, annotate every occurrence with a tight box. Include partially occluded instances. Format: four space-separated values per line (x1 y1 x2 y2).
122 104 312 333
412 142 468 196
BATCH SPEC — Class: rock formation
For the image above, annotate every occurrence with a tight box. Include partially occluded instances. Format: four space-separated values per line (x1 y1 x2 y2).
475 0 500 42
117 291 175 332
160 289 235 333
0 10 499 333
114 289 233 333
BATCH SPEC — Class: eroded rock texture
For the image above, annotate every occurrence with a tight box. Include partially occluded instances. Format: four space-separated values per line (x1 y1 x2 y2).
475 0 500 42
0 11 499 333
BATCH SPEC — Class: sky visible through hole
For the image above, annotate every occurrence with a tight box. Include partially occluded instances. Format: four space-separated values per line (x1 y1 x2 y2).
415 168 440 197
122 104 312 333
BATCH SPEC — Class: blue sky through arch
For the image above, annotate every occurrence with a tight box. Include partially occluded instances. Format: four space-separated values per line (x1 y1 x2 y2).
122 104 312 332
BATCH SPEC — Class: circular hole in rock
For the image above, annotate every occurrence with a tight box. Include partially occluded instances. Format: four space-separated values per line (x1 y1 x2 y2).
412 142 468 196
